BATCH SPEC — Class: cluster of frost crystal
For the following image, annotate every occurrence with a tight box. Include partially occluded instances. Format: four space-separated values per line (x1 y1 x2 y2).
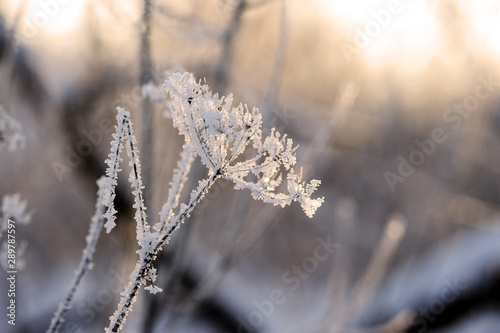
102 71 324 332
164 72 324 217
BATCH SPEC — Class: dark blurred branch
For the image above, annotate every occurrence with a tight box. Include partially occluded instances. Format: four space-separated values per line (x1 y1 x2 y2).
213 0 247 93
140 0 154 213
263 0 288 116
0 13 45 108
328 216 407 332
162 191 248 331
0 15 9 64
47 177 106 333
59 74 134 220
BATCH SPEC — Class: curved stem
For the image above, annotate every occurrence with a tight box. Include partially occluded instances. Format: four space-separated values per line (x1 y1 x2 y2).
47 177 106 333
106 172 220 332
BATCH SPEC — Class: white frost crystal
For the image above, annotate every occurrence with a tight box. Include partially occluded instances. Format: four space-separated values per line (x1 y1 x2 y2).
165 71 324 218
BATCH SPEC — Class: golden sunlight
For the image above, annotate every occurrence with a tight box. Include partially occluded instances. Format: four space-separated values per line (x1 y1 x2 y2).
318 0 500 69
463 0 500 56
7 0 87 39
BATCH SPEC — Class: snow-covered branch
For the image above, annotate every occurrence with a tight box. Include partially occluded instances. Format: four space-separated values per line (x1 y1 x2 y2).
165 71 324 217
102 107 149 240
155 145 194 234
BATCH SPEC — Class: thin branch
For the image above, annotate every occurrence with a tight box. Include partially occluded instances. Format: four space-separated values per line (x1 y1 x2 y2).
299 80 359 166
157 145 195 235
163 191 248 331
263 0 289 116
47 177 106 333
328 215 407 332
140 0 154 215
124 119 149 240
213 0 247 93
106 172 221 332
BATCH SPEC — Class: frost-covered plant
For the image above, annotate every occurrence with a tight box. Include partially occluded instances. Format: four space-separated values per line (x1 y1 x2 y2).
0 108 31 270
0 106 26 152
49 71 323 333
0 194 32 270
163 72 323 217
1 194 32 225
47 177 106 333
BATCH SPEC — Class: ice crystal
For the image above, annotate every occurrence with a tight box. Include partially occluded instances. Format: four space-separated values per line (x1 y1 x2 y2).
164 72 324 217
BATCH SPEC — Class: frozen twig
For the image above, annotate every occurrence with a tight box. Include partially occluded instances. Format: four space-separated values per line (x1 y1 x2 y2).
47 177 107 333
106 172 220 332
103 71 323 332
155 145 194 234
102 107 149 239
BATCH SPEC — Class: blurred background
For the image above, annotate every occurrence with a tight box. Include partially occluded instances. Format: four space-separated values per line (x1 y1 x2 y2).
1 0 500 332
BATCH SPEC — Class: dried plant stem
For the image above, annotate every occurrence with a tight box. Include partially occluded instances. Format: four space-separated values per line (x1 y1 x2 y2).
164 192 248 331
213 0 246 93
264 0 288 115
329 215 407 332
47 177 106 333
124 119 149 240
299 79 359 165
95 71 322 332
106 172 220 332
